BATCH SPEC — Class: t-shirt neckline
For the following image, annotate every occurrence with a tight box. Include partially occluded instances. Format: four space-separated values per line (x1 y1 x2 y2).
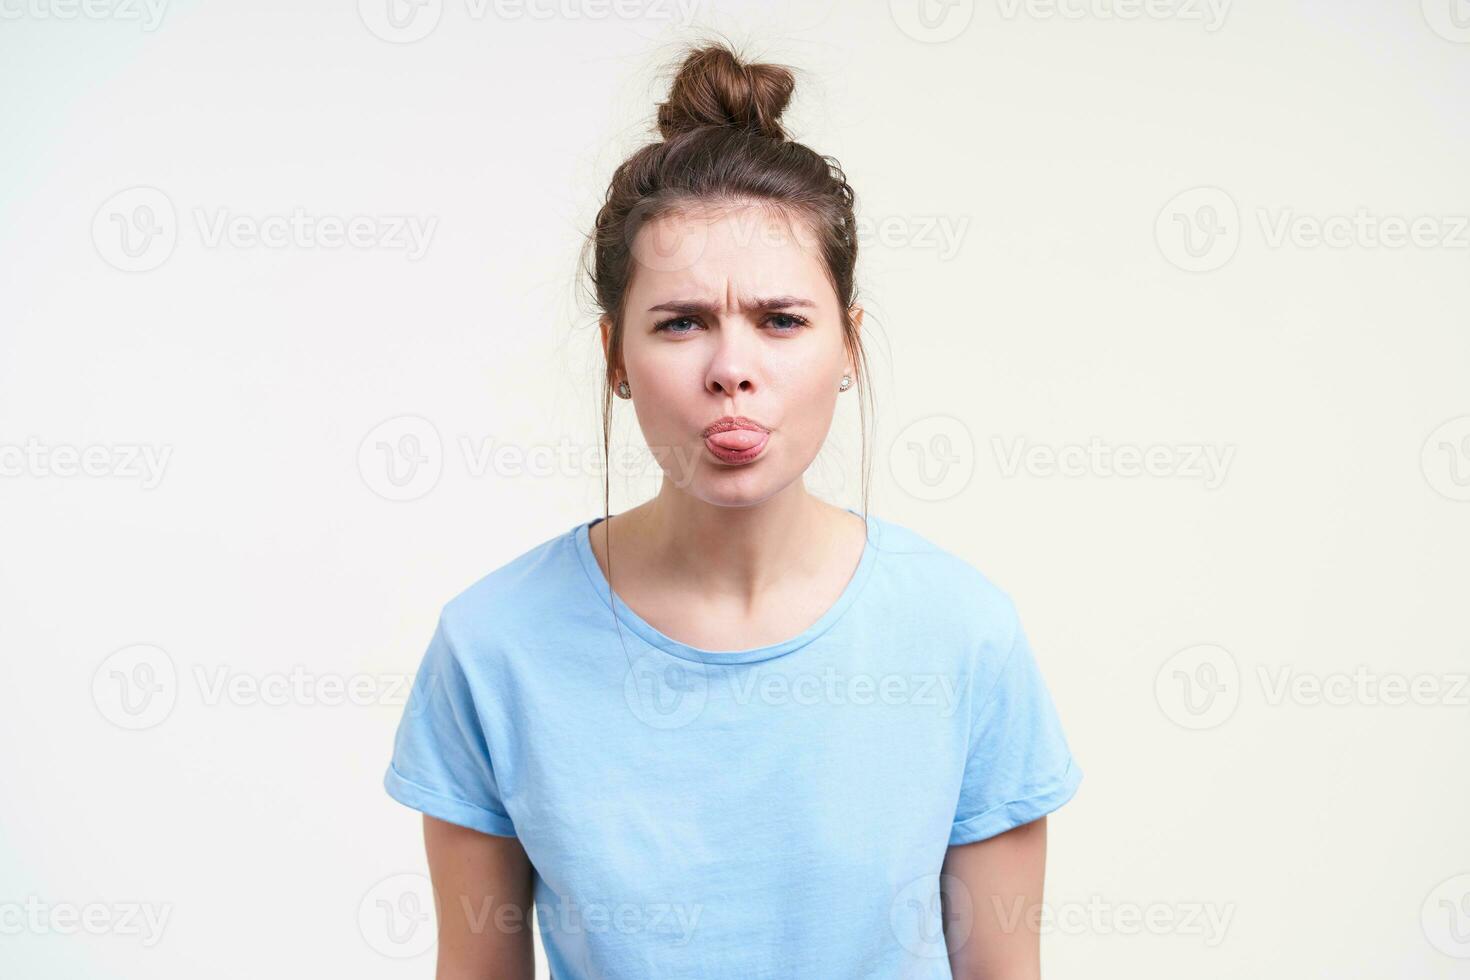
573 507 883 665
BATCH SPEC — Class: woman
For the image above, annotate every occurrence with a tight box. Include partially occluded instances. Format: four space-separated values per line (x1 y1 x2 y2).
383 41 1082 979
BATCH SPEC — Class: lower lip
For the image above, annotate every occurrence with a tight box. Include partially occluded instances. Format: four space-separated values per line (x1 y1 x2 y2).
704 429 769 465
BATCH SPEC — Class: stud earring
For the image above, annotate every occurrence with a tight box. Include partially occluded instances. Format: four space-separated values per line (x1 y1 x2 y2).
616 379 631 399
839 375 852 392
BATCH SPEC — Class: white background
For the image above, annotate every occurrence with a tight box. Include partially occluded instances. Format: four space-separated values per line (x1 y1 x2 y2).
2 0 1468 976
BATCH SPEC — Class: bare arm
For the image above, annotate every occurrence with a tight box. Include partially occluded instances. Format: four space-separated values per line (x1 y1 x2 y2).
941 815 1048 980
422 814 536 980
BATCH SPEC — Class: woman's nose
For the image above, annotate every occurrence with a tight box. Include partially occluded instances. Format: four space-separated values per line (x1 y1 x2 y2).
703 322 759 397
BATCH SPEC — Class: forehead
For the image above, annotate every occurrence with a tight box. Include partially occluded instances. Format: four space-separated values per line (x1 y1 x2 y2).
626 204 835 305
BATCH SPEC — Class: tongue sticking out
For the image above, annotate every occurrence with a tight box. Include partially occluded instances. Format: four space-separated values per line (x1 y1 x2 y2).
706 429 764 451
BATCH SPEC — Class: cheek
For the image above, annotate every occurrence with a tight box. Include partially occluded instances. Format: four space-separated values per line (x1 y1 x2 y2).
772 368 841 443
626 367 691 439
771 352 840 404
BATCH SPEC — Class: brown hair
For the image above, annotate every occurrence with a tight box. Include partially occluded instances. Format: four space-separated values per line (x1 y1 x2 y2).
580 40 875 645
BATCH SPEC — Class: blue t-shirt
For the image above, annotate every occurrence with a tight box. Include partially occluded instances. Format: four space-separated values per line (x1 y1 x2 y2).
383 509 1082 978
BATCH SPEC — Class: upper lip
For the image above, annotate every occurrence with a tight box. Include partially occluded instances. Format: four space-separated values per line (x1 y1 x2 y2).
703 415 770 437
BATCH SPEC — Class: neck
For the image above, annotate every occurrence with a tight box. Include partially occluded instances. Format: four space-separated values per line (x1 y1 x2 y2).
624 485 845 602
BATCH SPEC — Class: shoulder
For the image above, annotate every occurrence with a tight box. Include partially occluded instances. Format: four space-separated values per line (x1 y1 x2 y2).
434 519 587 651
868 512 1021 645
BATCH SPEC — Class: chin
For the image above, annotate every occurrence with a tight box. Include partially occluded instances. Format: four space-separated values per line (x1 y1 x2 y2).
683 473 786 509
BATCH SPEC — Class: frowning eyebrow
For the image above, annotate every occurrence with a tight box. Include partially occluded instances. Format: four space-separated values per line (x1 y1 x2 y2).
647 296 816 315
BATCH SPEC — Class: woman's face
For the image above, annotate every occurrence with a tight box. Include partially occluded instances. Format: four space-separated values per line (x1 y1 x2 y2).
602 205 859 508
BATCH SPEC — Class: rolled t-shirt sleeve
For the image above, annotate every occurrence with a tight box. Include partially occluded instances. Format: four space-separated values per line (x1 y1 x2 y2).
383 613 517 838
950 604 1082 846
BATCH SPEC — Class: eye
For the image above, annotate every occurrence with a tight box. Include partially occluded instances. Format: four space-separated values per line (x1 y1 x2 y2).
653 316 702 334
652 312 810 334
766 312 809 331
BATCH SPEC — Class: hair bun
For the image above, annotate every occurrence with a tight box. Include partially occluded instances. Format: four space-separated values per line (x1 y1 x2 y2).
656 44 795 142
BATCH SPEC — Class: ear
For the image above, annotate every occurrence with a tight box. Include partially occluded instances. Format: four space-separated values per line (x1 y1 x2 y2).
600 314 622 376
